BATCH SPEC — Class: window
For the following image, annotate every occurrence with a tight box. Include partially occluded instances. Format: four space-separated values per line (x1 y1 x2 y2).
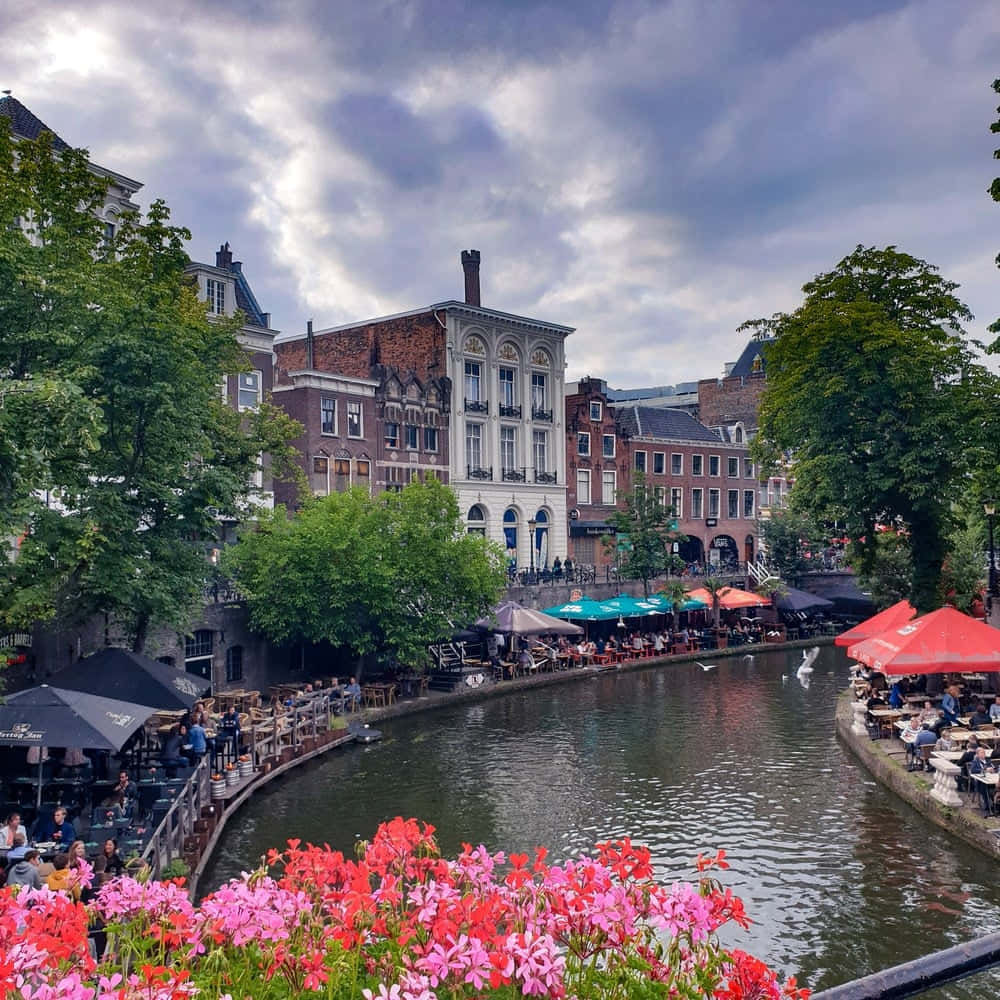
312 456 328 475
691 487 704 519
744 489 755 518
728 489 739 518
671 487 682 517
185 629 214 659
405 424 419 450
531 372 547 410
653 452 665 475
577 432 591 457
634 451 646 473
603 434 616 459
728 456 739 478
424 427 438 452
467 504 486 536
734 425 744 443
356 459 370 477
225 646 243 683
709 455 720 477
238 371 261 411
500 426 516 473
602 470 616 504
577 469 591 504
206 278 225 315
385 467 404 492
692 454 703 476
533 431 547 474
321 396 336 435
708 488 720 518
654 485 666 508
466 423 483 470
671 453 682 475
590 400 603 421
384 422 399 448
464 361 482 402
499 367 516 407
103 220 116 247
346 401 362 437
744 458 755 479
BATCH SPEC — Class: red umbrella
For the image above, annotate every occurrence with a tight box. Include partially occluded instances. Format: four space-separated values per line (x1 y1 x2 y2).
847 606 1000 674
834 599 916 647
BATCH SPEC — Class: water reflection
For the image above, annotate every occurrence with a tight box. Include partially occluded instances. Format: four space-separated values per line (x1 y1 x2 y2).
202 646 1000 996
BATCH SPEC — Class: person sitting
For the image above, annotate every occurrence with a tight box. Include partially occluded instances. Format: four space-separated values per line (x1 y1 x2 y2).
911 724 937 771
33 806 75 847
968 702 993 730
159 726 189 778
595 637 606 656
6 849 42 891
968 747 996 813
935 727 955 752
632 633 644 653
345 677 362 711
112 770 137 807
94 838 125 880
46 852 80 898
917 700 939 727
0 812 27 850
900 716 922 767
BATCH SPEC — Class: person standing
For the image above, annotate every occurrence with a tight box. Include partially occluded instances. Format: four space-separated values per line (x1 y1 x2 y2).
187 719 208 765
940 684 961 726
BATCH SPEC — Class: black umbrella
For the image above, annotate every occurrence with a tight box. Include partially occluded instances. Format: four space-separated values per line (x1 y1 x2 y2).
49 647 206 710
775 587 834 613
0 685 159 806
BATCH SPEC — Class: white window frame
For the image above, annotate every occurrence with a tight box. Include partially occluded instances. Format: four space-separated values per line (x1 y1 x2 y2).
533 430 548 474
708 488 721 518
602 469 616 504
384 421 399 448
634 450 647 473
499 366 517 407
531 372 547 410
602 434 616 459
424 426 438 453
691 454 703 476
654 485 666 509
466 422 483 470
500 425 517 473
404 424 419 450
577 431 591 457
743 489 755 518
709 455 721 477
346 401 363 438
691 487 703 519
728 456 739 478
728 489 739 518
671 453 683 475
577 469 592 505
744 458 755 479
670 487 682 517
320 396 337 436
589 400 603 421
238 370 262 411
207 278 226 316
464 360 482 402
653 452 665 475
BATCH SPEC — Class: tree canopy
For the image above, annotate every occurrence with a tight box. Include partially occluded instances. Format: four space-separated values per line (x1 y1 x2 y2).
750 245 980 613
990 77 1000 347
222 477 508 668
0 125 300 649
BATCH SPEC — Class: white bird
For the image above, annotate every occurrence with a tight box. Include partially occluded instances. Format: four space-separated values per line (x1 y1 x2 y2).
696 662 717 671
797 646 820 675
742 654 755 663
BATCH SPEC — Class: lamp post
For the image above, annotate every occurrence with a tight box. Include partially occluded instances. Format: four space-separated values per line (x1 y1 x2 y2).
528 517 537 576
985 500 997 599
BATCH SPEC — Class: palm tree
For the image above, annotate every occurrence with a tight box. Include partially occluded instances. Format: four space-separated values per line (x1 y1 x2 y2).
660 580 689 632
702 576 731 632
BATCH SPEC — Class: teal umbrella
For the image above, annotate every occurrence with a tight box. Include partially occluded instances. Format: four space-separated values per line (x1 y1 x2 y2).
603 594 663 618
542 596 621 621
644 594 708 613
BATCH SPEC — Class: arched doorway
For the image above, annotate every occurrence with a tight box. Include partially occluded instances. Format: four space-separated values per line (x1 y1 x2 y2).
709 534 739 572
677 536 704 570
533 509 550 569
745 533 755 565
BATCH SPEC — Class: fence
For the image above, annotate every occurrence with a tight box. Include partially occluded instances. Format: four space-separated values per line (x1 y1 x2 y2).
140 757 211 878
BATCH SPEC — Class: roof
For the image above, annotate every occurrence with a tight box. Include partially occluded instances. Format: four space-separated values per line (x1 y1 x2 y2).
615 405 723 444
231 262 269 328
0 96 70 149
728 338 774 378
606 383 697 401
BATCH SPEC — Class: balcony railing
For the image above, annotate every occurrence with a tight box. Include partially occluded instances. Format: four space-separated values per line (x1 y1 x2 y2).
499 403 522 418
531 406 553 422
502 467 526 483
467 465 493 481
534 470 557 484
465 398 488 414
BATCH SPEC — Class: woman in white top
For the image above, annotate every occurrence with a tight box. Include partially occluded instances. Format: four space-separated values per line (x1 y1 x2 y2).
0 811 27 849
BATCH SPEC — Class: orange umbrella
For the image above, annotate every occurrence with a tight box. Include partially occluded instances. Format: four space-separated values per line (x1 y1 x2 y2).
847 606 1000 674
686 586 770 609
834 599 916 647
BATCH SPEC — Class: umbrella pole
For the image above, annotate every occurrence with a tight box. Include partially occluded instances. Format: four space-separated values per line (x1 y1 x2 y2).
37 753 43 810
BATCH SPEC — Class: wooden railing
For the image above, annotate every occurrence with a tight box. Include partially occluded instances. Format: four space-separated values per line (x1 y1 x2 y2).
140 757 211 878
246 695 333 767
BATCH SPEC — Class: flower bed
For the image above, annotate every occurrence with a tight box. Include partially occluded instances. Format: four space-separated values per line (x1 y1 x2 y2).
2 817 807 999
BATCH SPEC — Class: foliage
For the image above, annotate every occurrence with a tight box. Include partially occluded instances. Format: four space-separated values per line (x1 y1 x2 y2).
758 508 827 585
989 77 1000 345
846 530 912 611
660 580 689 618
0 125 301 649
1 816 809 1000
939 511 987 615
603 472 687 597
701 577 729 630
749 245 980 613
224 477 507 668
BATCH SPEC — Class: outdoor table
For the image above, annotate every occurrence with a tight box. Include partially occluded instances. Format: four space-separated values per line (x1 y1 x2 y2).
932 750 967 763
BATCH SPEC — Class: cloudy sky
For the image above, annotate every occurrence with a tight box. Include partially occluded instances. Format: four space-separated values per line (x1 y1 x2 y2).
5 0 999 386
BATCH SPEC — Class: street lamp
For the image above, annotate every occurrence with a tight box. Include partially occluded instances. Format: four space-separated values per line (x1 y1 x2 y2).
528 517 537 575
985 500 997 598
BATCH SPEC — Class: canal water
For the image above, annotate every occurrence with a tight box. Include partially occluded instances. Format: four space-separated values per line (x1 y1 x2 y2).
202 646 1000 996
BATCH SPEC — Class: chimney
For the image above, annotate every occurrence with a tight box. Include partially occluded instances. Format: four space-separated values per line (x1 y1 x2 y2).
306 319 314 370
216 242 233 269
461 249 481 306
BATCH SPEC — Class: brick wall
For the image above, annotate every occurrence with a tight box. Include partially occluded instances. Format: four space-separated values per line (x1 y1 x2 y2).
697 373 766 429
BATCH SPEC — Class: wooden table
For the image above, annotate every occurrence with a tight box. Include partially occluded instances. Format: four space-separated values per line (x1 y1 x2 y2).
362 683 397 708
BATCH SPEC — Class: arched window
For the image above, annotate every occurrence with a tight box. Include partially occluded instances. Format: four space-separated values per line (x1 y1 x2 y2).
467 504 487 536
225 645 244 683
533 509 550 568
503 508 519 553
734 424 744 443
184 630 213 658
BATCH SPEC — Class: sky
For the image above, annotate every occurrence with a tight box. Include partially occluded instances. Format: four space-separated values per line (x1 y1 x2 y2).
4 0 999 387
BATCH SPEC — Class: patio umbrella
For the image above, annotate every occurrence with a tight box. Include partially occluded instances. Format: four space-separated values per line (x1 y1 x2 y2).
686 587 770 610
835 599 915 647
541 596 621 622
477 601 583 635
49 647 206 710
775 587 834 614
603 594 664 618
648 594 709 613
0 685 159 807
847 606 1000 675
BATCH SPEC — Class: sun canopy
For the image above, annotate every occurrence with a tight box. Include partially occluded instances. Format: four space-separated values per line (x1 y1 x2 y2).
847 606 1000 674
686 587 770 610
649 594 708 613
50 647 206 710
835 600 916 647
477 601 583 635
775 587 834 613
602 594 665 618
541 596 621 622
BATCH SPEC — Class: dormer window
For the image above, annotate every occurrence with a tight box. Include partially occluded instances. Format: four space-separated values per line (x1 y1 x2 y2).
750 354 763 373
207 278 226 315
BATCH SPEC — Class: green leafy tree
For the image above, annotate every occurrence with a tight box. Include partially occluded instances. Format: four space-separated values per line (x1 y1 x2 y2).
758 507 827 585
750 245 979 613
0 126 301 649
939 510 987 615
223 477 507 669
847 530 912 611
701 577 729 630
603 472 686 597
990 77 1000 346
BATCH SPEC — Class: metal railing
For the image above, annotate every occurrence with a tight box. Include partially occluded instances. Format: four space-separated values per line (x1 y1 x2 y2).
531 406 552 422
467 465 493 481
464 398 488 414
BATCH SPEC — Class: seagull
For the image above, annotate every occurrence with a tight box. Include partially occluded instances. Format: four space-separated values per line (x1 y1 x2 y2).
797 646 820 675
741 654 755 663
696 661 717 671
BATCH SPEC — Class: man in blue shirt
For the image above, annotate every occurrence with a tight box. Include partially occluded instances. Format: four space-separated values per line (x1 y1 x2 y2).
187 720 208 763
345 677 362 712
33 806 75 846
940 685 961 726
911 725 937 771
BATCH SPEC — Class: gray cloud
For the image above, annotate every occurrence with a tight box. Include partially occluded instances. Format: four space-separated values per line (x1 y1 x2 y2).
4 0 998 386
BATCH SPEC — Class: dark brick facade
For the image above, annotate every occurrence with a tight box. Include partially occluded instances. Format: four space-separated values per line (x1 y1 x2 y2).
697 372 767 431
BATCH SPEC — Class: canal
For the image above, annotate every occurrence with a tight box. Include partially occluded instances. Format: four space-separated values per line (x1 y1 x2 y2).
202 646 1000 996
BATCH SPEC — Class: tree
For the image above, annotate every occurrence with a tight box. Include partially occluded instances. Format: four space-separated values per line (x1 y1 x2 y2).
938 511 986 615
847 530 912 611
222 477 507 669
750 245 979 613
701 577 729 631
603 472 686 597
757 507 827 585
990 77 1000 346
0 126 301 649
